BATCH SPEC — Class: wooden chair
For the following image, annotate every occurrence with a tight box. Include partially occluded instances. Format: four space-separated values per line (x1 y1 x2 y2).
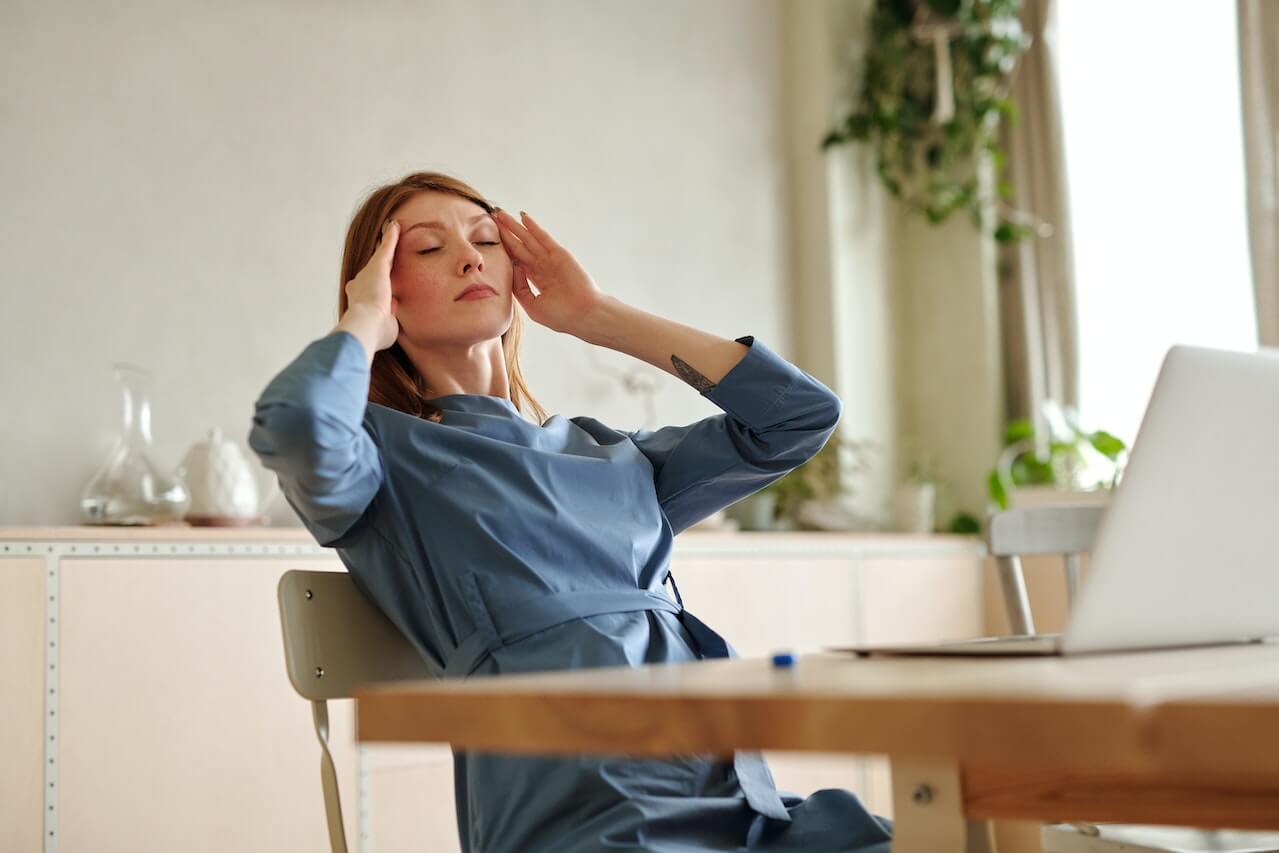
985 506 1279 853
277 570 434 853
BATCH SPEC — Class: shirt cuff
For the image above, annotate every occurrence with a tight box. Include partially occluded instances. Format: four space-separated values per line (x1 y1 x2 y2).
700 335 799 425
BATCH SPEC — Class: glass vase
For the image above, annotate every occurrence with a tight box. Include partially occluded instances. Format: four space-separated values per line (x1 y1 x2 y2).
80 363 190 525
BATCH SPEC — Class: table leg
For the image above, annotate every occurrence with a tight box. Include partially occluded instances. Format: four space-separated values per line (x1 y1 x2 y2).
890 758 996 853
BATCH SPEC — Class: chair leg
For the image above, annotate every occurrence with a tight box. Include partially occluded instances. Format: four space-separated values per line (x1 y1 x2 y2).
1063 554 1081 612
995 555 1036 635
313 700 349 853
890 758 996 853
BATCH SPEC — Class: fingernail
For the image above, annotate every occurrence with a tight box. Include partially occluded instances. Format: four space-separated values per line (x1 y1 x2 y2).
519 210 528 218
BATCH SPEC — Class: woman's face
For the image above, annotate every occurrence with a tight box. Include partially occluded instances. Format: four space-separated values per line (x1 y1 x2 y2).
387 191 513 346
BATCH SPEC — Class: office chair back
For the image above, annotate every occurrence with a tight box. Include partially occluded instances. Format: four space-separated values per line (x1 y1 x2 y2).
277 569 434 853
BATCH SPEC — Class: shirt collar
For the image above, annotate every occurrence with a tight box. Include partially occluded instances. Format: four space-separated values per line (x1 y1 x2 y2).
426 393 520 416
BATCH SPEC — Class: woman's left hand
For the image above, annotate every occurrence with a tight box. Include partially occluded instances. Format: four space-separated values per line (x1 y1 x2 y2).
493 209 606 337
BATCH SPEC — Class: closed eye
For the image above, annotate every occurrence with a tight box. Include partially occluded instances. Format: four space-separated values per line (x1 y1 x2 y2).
417 241 500 255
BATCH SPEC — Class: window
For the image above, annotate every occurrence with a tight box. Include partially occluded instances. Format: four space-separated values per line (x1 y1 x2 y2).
1056 1 1256 447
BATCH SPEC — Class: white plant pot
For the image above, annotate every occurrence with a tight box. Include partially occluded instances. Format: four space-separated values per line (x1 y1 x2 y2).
893 482 936 533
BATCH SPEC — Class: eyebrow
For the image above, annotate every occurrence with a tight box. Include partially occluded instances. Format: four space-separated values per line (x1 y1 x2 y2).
401 213 493 236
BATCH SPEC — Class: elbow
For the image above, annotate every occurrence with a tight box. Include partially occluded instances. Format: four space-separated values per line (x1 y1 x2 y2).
820 391 843 432
789 391 842 467
802 388 843 440
248 402 321 474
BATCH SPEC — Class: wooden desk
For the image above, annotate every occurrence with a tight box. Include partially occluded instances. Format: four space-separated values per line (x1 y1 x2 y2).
355 644 1279 852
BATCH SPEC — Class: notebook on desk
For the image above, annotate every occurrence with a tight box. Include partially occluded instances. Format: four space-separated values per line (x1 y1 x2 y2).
834 344 1279 658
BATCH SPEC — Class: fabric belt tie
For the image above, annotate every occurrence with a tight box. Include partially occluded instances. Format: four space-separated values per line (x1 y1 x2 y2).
443 577 792 823
444 586 681 678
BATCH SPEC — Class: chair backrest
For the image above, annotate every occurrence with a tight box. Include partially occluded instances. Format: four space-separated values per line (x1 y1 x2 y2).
277 569 434 853
986 505 1106 558
278 569 433 700
984 505 1106 636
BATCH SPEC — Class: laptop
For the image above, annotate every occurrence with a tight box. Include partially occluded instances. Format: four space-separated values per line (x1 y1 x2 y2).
836 344 1279 658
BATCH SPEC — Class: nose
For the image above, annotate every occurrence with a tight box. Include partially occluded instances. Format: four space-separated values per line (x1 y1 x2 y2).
457 242 484 276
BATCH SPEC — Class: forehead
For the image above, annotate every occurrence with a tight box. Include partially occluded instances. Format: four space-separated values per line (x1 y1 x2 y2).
393 190 488 224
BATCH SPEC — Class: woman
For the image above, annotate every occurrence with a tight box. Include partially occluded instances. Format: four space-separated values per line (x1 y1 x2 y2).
248 171 892 853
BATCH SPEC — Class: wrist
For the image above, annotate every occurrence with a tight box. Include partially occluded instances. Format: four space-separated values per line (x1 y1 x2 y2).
340 303 386 326
334 305 386 365
575 295 632 348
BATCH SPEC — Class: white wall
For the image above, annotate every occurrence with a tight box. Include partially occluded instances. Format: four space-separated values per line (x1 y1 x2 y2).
0 0 792 525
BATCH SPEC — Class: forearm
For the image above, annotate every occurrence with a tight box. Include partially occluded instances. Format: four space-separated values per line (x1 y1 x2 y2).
248 331 378 489
576 296 749 390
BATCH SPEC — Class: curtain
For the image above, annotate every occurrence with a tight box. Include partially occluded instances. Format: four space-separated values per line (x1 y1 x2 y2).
1239 0 1279 347
997 0 1079 450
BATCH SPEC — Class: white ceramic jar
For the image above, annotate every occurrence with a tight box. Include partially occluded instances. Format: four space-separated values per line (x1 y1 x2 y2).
176 428 264 525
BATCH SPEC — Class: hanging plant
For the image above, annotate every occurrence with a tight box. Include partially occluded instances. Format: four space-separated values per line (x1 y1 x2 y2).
823 0 1036 242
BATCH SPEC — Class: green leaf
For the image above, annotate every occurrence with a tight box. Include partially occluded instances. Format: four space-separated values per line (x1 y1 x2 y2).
987 469 1010 510
820 131 845 150
1012 455 1054 486
994 220 1032 243
847 114 873 139
1003 418 1035 445
1089 430 1127 459
995 98 1019 125
946 511 983 534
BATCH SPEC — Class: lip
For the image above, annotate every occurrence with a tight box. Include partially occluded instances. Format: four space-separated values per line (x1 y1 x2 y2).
455 283 498 301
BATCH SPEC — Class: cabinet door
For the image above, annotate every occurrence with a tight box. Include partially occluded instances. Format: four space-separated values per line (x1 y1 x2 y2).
0 557 46 853
857 556 985 644
57 556 358 853
666 555 861 657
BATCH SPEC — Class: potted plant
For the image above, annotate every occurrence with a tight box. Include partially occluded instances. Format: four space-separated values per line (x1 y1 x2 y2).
732 433 876 531
822 0 1035 242
987 403 1128 511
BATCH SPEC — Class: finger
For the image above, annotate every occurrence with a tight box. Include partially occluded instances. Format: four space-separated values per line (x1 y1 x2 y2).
496 218 538 267
518 211 562 252
376 219 400 265
494 208 544 255
512 262 535 302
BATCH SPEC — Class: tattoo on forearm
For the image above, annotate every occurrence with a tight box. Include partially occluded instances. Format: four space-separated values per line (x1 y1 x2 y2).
671 354 716 392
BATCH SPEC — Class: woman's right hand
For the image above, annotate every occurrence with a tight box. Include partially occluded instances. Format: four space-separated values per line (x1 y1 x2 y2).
337 219 401 358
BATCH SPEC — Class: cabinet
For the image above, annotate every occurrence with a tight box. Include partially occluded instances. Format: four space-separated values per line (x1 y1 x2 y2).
1 527 985 853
